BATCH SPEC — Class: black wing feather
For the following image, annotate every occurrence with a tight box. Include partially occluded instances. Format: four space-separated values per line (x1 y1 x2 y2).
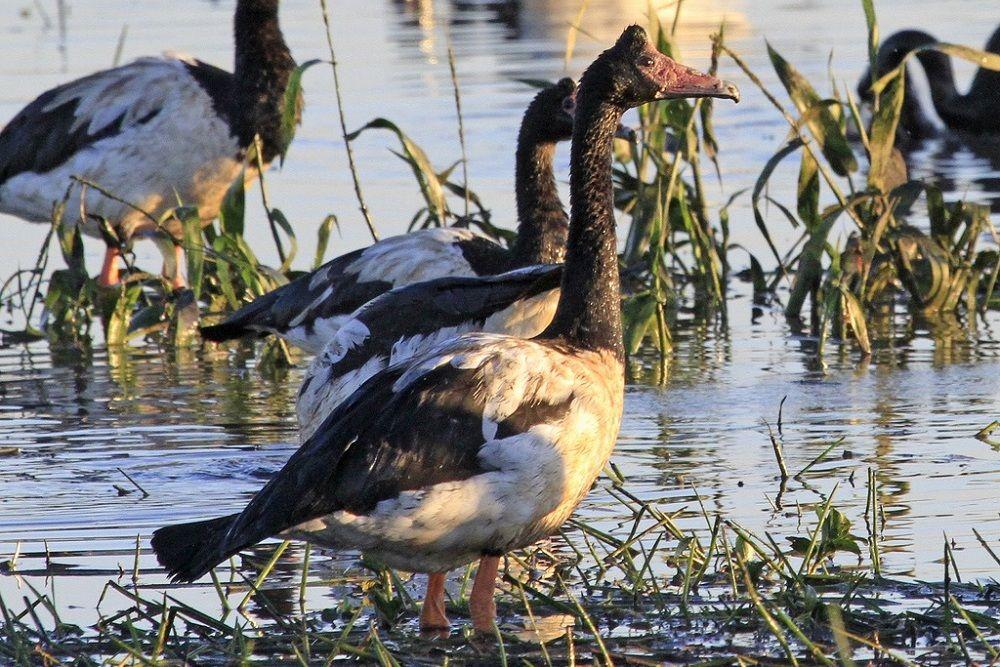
153 359 492 580
324 264 562 379
199 246 389 342
0 74 154 184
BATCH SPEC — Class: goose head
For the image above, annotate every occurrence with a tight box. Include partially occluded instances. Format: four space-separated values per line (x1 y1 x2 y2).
599 25 740 108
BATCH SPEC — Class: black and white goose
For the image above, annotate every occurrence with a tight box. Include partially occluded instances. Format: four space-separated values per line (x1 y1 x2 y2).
151 26 739 633
198 78 583 352
857 26 1000 140
0 0 295 287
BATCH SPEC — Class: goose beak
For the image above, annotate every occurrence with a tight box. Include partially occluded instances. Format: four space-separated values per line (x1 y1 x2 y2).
655 56 740 103
659 75 740 103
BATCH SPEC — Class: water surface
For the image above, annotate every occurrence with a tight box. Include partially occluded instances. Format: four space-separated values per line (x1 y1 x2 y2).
1 0 998 630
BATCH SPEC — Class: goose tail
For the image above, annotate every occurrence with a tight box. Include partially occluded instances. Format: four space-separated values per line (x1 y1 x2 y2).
151 514 241 582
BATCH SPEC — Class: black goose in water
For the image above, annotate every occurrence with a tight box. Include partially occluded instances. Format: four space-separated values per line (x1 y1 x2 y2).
0 0 295 287
198 78 589 352
150 26 738 634
857 27 1000 141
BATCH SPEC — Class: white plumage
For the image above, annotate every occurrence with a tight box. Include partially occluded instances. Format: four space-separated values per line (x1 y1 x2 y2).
0 57 248 242
343 227 482 285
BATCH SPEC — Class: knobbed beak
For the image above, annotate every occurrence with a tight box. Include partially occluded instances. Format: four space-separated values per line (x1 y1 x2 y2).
659 72 740 102
652 51 740 103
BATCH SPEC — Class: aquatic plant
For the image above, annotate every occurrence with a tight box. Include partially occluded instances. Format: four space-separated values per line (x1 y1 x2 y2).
2 459 997 664
722 0 1000 358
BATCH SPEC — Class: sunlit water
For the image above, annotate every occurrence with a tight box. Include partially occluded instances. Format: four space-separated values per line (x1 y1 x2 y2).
1 0 999 630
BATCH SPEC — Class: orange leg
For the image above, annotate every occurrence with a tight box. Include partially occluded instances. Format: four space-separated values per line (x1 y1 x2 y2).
419 572 450 635
97 246 121 287
469 555 500 633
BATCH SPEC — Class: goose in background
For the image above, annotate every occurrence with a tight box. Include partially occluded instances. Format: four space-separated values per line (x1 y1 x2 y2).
151 25 738 634
199 78 605 353
857 26 1000 141
295 79 590 433
0 0 296 287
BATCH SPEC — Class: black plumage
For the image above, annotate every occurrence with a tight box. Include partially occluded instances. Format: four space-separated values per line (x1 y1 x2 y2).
301 264 563 392
200 246 391 344
154 360 505 581
858 26 1000 140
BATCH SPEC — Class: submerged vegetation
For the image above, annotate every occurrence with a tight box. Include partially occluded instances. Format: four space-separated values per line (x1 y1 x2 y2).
1 0 999 664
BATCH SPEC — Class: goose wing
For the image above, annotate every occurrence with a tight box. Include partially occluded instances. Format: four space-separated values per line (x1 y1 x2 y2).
297 264 563 437
200 228 507 352
0 56 229 185
319 264 562 377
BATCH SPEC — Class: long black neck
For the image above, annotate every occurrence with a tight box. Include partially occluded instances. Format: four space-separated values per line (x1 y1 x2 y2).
232 0 295 161
541 89 624 361
511 132 568 265
969 26 1000 100
911 49 966 124
898 70 938 139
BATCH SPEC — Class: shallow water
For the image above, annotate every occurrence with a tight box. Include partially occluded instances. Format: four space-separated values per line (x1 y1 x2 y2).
1 0 999 632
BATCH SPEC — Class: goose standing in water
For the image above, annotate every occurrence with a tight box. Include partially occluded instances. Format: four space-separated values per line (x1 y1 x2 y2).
0 0 295 287
199 78 587 352
151 25 739 633
857 26 1000 140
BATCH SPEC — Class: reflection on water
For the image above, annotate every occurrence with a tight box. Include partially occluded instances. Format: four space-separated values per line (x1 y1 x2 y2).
392 0 749 45
0 0 999 629
906 134 1000 214
2 281 999 627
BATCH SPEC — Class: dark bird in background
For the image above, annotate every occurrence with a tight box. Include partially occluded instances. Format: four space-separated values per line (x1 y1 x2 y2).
857 26 1000 142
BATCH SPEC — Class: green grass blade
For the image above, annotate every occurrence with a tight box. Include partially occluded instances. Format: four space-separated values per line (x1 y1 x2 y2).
766 42 858 176
279 59 321 166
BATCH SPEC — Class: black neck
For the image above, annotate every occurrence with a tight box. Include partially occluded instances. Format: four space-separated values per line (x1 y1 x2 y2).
912 50 962 116
541 92 623 360
968 26 1000 101
511 134 568 265
232 0 295 161
899 70 938 139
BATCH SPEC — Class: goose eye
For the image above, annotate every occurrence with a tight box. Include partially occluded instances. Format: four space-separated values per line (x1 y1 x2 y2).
562 98 575 111
637 55 655 68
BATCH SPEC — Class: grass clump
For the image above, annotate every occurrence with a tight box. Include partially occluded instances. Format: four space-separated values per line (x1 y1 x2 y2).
721 0 1000 360
2 461 998 665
